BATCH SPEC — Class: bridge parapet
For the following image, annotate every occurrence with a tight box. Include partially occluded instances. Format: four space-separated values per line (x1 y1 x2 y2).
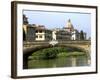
23 40 90 46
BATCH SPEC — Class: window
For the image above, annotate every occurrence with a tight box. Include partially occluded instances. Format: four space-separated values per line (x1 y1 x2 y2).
39 30 42 33
36 35 38 38
39 35 42 38
36 30 38 33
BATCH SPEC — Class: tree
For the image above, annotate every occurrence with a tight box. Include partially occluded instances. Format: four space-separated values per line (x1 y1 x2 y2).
80 30 84 40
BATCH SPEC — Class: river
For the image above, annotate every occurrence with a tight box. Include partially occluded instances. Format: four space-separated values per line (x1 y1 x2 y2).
28 55 90 69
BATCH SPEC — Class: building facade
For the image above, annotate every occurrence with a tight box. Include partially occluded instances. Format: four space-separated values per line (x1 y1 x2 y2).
52 19 85 41
35 25 52 41
23 24 52 41
56 30 71 40
26 25 36 41
23 19 87 42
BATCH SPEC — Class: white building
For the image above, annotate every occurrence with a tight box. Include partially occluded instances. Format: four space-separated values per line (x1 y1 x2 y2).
35 25 45 41
35 25 52 41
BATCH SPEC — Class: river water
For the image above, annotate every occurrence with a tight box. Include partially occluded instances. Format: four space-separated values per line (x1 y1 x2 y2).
28 55 90 69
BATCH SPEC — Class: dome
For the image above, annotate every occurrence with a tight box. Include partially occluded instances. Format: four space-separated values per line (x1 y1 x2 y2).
66 19 74 29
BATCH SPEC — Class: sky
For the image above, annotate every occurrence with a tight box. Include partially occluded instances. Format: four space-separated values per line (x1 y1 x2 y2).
23 10 91 38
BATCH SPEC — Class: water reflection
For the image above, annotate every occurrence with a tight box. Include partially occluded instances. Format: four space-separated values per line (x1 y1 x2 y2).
28 55 90 69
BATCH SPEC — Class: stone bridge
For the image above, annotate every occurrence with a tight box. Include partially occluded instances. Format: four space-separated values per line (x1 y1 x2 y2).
23 40 91 69
23 40 91 54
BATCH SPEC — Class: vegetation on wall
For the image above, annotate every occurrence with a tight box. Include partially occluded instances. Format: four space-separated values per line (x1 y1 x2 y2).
29 47 86 60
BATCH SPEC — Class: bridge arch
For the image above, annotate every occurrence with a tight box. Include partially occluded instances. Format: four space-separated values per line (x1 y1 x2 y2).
23 44 89 69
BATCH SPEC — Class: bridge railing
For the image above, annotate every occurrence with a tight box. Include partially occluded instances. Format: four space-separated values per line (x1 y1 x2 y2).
23 40 91 46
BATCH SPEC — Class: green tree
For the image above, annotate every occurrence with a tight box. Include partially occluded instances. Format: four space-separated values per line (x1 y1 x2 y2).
80 30 84 40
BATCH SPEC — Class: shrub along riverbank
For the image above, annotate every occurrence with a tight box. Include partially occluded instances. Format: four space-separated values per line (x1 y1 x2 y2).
29 47 87 60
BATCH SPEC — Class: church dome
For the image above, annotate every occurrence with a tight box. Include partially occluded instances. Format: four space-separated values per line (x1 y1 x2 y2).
66 19 74 29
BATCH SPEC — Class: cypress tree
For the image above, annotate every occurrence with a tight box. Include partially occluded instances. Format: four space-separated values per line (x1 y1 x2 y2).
80 30 84 40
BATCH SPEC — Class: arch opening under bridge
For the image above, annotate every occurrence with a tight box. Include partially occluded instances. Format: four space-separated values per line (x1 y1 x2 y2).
23 44 90 69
